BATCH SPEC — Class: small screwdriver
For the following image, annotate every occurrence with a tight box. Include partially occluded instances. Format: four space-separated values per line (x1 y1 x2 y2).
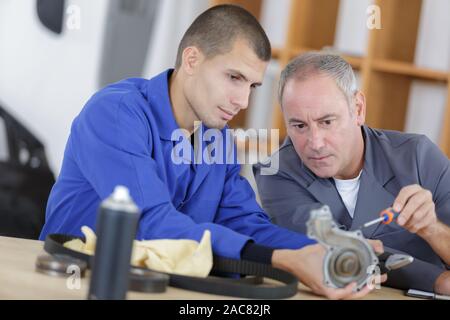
362 207 400 229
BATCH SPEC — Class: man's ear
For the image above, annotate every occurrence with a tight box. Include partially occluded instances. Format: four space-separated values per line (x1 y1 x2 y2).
181 46 203 76
354 90 366 126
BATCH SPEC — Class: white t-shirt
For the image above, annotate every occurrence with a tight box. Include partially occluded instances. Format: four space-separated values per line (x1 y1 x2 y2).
333 171 363 219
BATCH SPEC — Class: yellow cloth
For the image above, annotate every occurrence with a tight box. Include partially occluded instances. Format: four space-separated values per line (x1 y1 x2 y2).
64 226 213 278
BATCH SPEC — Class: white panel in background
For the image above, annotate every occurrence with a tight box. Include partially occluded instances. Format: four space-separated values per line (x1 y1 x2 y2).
405 82 447 143
142 0 209 78
414 0 450 71
0 117 9 161
334 0 372 56
0 0 110 172
406 0 450 142
260 0 290 48
246 60 281 130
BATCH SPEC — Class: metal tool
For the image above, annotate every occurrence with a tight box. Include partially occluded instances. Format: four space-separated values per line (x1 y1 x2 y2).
406 289 450 300
384 253 414 270
128 267 169 293
377 252 414 274
307 205 379 291
362 207 400 229
35 253 87 278
307 206 414 291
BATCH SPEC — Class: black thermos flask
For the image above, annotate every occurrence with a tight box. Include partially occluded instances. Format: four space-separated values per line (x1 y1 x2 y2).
88 185 140 300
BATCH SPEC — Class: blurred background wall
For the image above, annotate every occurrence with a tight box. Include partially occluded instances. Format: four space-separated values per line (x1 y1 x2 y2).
0 0 448 175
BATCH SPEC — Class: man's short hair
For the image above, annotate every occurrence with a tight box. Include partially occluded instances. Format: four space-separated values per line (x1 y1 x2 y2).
278 52 358 107
175 4 271 69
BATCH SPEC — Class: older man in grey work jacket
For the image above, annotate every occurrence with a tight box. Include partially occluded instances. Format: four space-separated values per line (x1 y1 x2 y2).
254 52 450 294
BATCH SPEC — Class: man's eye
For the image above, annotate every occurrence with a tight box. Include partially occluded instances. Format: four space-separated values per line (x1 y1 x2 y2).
295 124 305 129
230 74 240 81
322 119 333 126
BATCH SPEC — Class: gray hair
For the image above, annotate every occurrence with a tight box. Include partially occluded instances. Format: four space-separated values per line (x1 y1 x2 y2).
278 52 358 107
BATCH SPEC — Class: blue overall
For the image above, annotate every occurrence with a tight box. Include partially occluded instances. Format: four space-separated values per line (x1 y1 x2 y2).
40 70 315 259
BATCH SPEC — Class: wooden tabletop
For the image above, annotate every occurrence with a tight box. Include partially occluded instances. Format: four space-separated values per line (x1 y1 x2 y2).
0 236 417 300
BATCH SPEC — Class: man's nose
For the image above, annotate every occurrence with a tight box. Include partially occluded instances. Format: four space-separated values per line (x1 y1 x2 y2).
307 127 325 151
231 87 250 110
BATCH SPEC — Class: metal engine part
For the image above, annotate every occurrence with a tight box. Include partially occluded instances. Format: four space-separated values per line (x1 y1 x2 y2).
306 205 379 291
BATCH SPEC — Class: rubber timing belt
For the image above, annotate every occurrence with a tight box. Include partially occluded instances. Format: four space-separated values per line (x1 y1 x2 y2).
44 234 298 299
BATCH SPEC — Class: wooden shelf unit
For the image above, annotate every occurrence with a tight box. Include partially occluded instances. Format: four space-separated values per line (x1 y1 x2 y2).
371 60 448 82
210 0 450 156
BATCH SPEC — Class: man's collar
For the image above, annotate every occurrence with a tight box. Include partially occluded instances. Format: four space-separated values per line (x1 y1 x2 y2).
146 69 181 141
361 125 395 186
146 69 220 145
